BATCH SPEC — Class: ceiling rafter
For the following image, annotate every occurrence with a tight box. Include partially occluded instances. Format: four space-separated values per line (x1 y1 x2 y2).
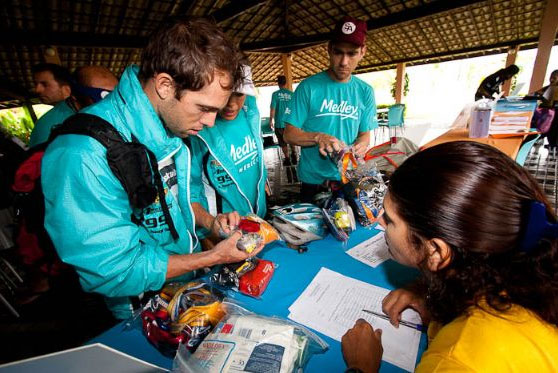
448 11 467 49
415 20 437 54
239 0 279 44
354 0 391 62
291 1 331 32
115 0 130 35
465 7 482 47
357 35 541 72
400 24 425 58
488 0 500 42
0 0 555 96
427 16 450 52
283 0 289 38
210 0 268 24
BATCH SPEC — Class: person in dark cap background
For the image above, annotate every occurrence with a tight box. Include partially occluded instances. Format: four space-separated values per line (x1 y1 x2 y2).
284 16 377 203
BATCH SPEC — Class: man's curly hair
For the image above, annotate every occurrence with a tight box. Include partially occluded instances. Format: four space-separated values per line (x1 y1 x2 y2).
139 17 243 98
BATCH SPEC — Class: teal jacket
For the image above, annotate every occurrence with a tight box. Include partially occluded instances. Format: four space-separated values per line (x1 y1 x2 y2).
42 66 199 318
189 96 267 231
29 100 75 147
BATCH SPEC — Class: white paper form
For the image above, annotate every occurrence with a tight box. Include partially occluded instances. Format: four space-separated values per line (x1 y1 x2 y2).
346 232 391 268
288 268 421 372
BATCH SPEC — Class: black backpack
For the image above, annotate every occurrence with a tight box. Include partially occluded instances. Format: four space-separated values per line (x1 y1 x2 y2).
13 113 179 249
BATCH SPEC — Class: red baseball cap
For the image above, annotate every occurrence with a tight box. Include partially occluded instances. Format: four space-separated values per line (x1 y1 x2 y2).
331 16 367 46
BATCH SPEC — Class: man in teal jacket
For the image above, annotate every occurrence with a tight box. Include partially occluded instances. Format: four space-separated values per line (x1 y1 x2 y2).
190 65 267 243
42 18 261 319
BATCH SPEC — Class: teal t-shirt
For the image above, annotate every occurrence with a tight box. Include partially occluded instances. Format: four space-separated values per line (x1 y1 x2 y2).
206 110 259 214
270 88 293 129
29 100 75 147
286 71 377 184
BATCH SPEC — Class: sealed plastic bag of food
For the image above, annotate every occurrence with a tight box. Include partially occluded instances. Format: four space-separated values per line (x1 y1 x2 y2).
321 197 356 242
341 161 387 226
232 214 281 253
141 281 226 356
209 258 276 298
172 304 328 373
333 146 360 184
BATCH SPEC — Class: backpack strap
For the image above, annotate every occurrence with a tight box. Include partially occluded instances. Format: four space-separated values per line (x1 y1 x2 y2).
49 113 179 240
49 113 124 149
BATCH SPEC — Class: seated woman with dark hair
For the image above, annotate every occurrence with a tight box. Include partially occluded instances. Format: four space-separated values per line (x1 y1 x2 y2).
342 141 558 372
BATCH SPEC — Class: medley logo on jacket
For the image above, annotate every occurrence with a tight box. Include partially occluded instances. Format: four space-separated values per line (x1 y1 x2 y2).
316 99 359 121
231 135 258 173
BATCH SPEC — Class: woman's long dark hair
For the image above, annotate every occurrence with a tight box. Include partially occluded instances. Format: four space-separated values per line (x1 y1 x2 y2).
389 141 558 325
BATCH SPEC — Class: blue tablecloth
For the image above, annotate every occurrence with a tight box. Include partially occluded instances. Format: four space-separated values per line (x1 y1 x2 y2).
90 225 427 372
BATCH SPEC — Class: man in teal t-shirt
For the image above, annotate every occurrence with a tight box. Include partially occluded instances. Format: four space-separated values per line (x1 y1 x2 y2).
270 75 296 165
284 16 377 202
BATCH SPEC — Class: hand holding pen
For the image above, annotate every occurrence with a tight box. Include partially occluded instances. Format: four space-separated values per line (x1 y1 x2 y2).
362 309 426 332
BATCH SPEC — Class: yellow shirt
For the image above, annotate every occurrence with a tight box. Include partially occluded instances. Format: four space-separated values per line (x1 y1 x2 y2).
416 304 558 372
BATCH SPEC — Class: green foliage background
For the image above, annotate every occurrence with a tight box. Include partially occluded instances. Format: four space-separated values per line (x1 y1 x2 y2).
0 105 50 144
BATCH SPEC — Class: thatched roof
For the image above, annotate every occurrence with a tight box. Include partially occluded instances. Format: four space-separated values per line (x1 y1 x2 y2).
0 0 554 102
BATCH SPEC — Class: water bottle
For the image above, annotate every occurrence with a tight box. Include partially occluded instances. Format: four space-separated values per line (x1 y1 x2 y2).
469 99 492 138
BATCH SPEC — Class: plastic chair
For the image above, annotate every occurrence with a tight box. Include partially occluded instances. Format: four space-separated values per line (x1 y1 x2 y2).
516 133 541 167
376 104 405 143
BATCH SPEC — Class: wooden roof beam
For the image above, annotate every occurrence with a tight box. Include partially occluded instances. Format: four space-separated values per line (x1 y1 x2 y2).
528 0 558 93
210 0 269 24
0 30 145 48
356 37 552 72
502 46 520 96
241 0 486 52
0 1 269 48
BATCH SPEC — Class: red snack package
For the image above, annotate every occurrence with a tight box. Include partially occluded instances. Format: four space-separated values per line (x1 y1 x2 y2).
238 259 275 297
238 219 260 233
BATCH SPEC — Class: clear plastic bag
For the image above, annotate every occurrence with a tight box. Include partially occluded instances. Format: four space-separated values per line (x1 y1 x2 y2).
321 197 356 242
343 162 387 227
140 281 226 357
172 303 328 373
227 214 281 253
332 147 389 227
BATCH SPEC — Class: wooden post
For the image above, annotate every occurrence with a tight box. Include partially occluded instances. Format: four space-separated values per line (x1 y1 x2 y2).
281 53 293 90
395 63 406 104
502 45 520 96
42 46 62 65
528 0 558 93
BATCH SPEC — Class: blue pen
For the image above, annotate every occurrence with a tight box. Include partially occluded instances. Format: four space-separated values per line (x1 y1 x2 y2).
362 309 426 332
